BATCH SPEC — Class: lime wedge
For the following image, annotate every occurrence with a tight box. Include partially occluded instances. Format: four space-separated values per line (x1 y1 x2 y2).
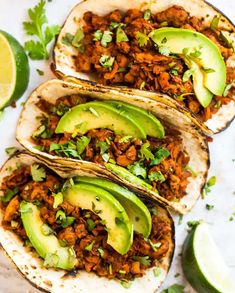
182 222 235 293
0 30 29 110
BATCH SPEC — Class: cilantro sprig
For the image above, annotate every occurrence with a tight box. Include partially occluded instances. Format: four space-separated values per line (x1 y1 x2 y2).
23 0 61 59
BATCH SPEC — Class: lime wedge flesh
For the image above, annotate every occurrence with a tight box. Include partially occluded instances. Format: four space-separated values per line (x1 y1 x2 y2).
182 222 235 293
0 30 29 110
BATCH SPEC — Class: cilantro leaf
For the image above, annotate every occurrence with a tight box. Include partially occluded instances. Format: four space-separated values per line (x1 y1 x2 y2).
116 26 129 43
93 30 103 41
136 31 149 47
158 46 170 56
96 141 109 155
99 55 115 69
55 210 75 228
161 284 185 293
150 147 170 166
23 0 60 60
87 218 96 232
77 136 91 155
1 187 19 203
206 204 214 210
140 142 154 160
128 162 147 179
101 31 113 47
203 176 216 197
30 164 46 182
144 9 151 20
133 256 151 266
5 147 19 156
148 171 165 183
61 33 74 45
109 22 120 30
85 240 95 251
53 192 63 209
210 15 221 31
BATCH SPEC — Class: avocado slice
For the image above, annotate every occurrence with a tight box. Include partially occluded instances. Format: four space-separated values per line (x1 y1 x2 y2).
75 176 152 238
106 101 165 138
63 183 133 254
149 28 226 104
20 201 77 270
55 101 146 139
105 163 153 191
185 59 214 108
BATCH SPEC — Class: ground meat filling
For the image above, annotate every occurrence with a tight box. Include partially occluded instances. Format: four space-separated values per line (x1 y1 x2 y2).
72 5 234 121
0 165 171 280
33 96 192 201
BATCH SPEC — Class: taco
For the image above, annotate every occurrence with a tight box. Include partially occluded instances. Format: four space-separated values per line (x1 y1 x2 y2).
0 152 174 292
16 79 209 213
53 0 235 134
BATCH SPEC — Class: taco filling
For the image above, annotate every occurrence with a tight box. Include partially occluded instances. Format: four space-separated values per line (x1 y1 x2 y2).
61 5 235 122
32 95 193 202
0 161 173 281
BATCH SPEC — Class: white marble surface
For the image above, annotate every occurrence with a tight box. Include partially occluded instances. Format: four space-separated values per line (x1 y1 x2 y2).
0 0 234 292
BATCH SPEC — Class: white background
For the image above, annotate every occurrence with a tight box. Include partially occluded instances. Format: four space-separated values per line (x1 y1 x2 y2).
0 0 234 292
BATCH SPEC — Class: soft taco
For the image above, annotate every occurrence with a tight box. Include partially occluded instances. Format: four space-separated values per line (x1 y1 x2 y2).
53 0 235 134
0 152 174 292
16 79 209 213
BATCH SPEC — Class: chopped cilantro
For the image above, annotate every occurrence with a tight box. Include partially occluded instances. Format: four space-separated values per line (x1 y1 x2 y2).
128 162 147 179
149 240 161 251
96 141 109 155
210 15 221 31
144 9 151 20
161 284 185 293
101 31 113 47
170 68 178 75
93 29 103 41
53 192 63 209
98 247 104 257
56 210 75 228
36 68 44 76
117 67 128 73
133 256 151 266
116 26 129 43
153 267 162 277
206 204 214 210
77 136 91 155
102 153 110 162
5 147 19 156
1 187 19 203
119 135 132 143
203 176 216 198
158 46 170 56
109 21 120 30
148 171 165 183
87 219 96 232
213 100 221 109
72 29 84 50
31 164 46 182
85 240 95 251
140 142 154 160
150 147 170 166
219 32 234 51
120 281 132 289
136 31 149 47
99 55 115 70
89 107 99 117
182 69 194 82
62 32 74 45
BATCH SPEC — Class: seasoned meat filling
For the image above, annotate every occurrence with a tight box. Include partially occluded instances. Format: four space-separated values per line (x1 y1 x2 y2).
71 6 234 121
0 164 171 280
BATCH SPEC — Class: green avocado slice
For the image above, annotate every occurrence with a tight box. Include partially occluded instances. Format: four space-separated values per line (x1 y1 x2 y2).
75 176 152 238
55 101 146 139
20 201 77 270
149 28 226 103
105 163 153 191
106 101 165 138
63 183 133 255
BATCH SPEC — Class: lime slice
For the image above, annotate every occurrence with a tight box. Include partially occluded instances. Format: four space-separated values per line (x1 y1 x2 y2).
0 30 29 110
182 222 235 293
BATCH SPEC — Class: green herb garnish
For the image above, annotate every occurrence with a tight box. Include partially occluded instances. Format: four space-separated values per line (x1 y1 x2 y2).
144 9 151 20
5 147 19 156
136 31 149 47
53 192 63 209
31 164 46 182
99 55 115 70
85 240 95 251
116 26 129 43
101 31 113 47
23 0 60 59
1 187 19 203
148 171 165 183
